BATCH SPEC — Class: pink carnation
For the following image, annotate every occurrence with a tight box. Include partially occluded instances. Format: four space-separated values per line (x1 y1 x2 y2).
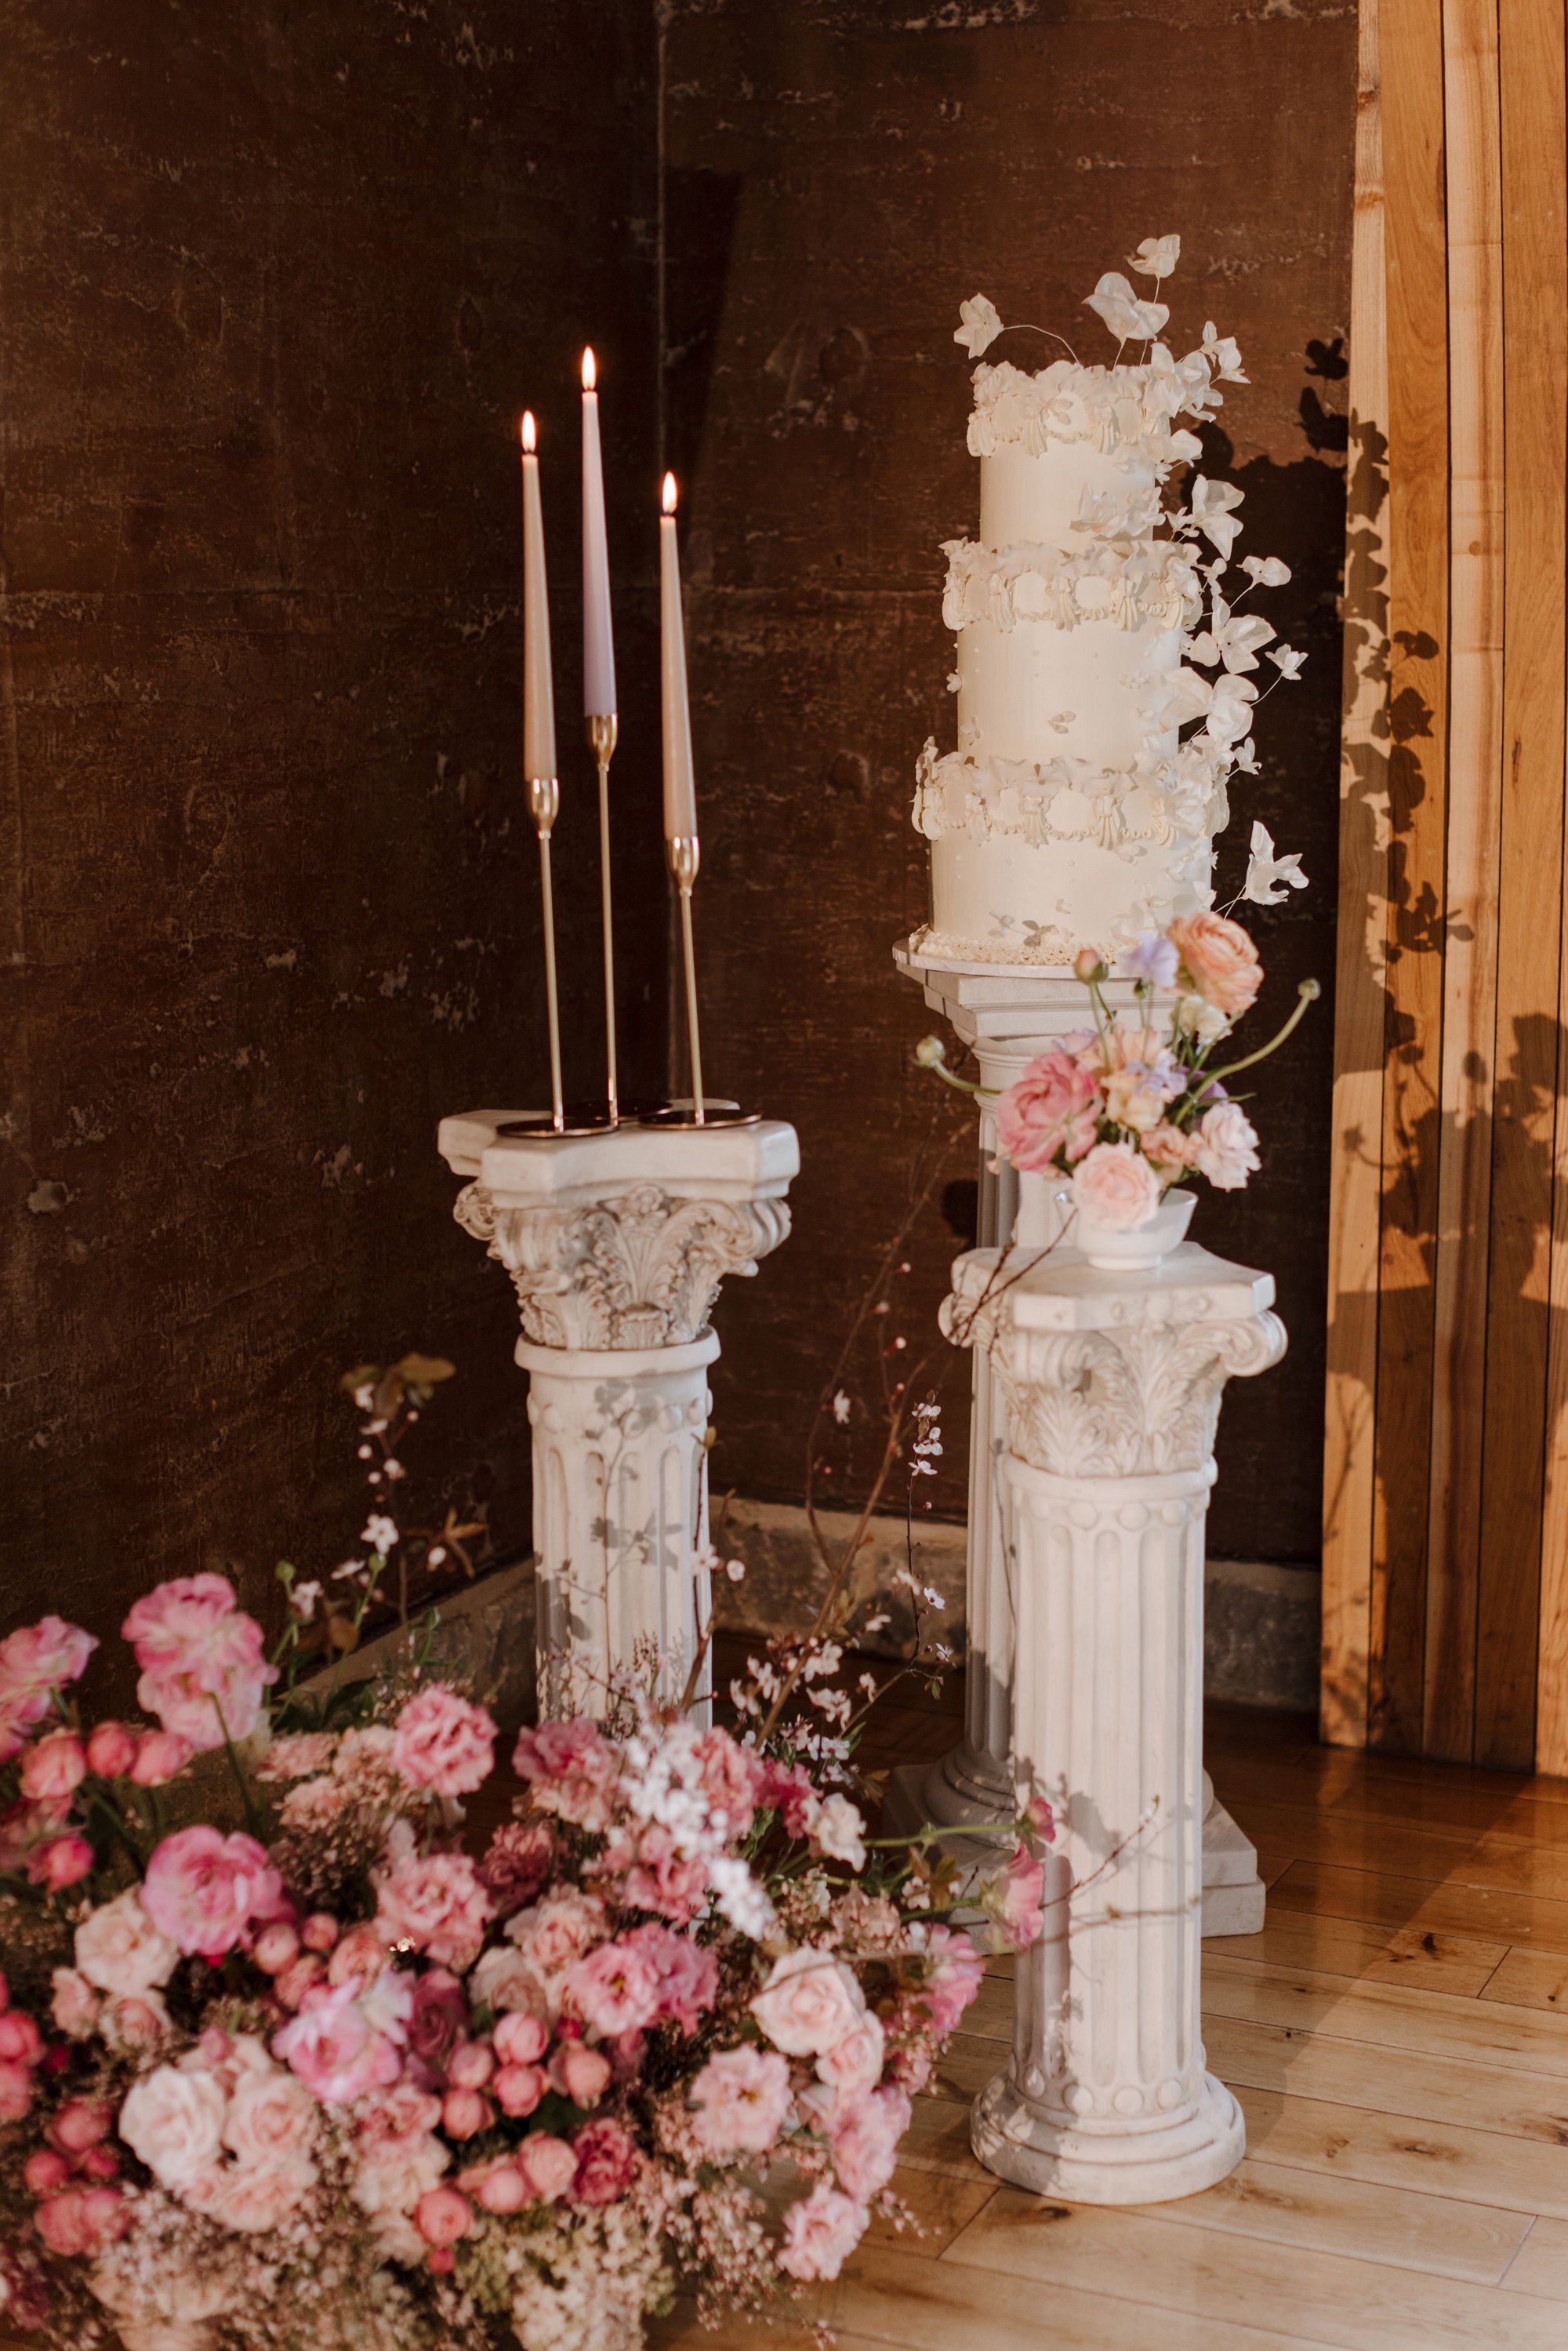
390 1687 496 1797
919 1922 985 2032
478 1819 555 1912
20 1731 86 1803
690 2046 792 2157
564 1939 661 2037
511 1717 619 1831
143 1827 285 1960
122 1575 277 1751
830 2084 908 2202
624 1822 708 1924
570 2117 637 2207
274 1982 402 2105
753 1757 818 1840
779 2182 867 2281
997 1841 1045 1952
690 1728 762 1838
375 1852 492 1970
619 1922 717 2034
996 1048 1101 1173
0 1616 97 1706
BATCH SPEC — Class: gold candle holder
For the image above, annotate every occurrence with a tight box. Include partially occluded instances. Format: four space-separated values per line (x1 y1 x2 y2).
528 774 565 1133
587 713 619 1125
667 833 705 1126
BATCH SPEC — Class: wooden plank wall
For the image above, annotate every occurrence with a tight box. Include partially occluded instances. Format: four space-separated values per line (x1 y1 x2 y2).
1323 0 1568 1768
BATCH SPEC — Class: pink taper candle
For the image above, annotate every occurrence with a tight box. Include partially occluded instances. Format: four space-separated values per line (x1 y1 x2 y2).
580 351 616 719
520 412 556 780
659 474 697 839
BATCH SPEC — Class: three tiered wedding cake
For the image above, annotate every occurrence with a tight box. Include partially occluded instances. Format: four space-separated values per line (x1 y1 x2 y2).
911 238 1301 966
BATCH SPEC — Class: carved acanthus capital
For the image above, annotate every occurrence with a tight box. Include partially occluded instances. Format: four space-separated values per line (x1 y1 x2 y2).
452 1180 791 1350
944 1245 1287 1480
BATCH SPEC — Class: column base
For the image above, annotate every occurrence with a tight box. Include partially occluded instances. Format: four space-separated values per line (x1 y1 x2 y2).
883 1750 1265 1937
971 2064 1245 2206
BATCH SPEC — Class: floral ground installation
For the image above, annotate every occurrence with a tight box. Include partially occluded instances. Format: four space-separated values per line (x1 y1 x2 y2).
0 1366 1047 2351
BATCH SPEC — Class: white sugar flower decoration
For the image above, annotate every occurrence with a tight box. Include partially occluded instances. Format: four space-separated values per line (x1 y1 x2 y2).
1128 233 1181 281
1267 644 1308 680
1243 821 1308 905
954 294 1004 358
1083 271 1169 344
1200 321 1249 383
1241 554 1291 587
1188 475 1247 557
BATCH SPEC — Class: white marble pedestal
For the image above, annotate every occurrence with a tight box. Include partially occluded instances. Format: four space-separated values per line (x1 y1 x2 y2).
948 1237 1286 2202
438 1111 798 1721
885 942 1266 1939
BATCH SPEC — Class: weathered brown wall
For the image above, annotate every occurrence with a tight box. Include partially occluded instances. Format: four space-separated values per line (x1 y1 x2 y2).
0 0 664 1658
665 1 1356 1564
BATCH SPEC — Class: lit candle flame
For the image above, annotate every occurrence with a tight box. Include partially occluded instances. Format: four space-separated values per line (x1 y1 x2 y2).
521 411 535 453
582 347 597 391
662 472 678 516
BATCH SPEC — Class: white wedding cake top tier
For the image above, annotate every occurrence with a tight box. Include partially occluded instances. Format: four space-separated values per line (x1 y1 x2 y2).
912 247 1302 967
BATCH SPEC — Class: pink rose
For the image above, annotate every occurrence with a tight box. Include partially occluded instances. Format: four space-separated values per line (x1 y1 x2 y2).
468 1942 545 2017
0 2060 33 2122
751 1948 867 2058
550 2042 611 2109
511 1717 619 1831
441 2088 491 2139
997 1841 1045 1952
273 1983 401 2105
85 1721 138 1779
361 2081 442 2143
1167 910 1261 1018
100 1990 172 2052
779 2182 867 2282
0 2010 42 2066
508 1888 608 1984
390 1687 496 1797
494 2062 546 2117
459 2154 529 2214
815 2009 885 2102
21 1731 86 1802
76 1887 180 1995
919 1924 985 2033
1070 1140 1163 1231
119 2066 227 2189
143 1828 284 1960
447 2039 493 2091
516 2132 575 2204
274 1953 325 2011
995 1048 1100 1173
830 2084 909 2201
564 1939 661 2037
493 2011 547 2067
414 2186 471 2247
407 1968 469 2075
129 1728 194 1786
223 2064 316 2167
1193 1099 1261 1190
477 1819 555 1912
31 1835 93 1891
375 1854 492 1971
690 2047 792 2157
570 2118 637 2206
619 1923 717 2035
122 1576 277 1752
35 2190 93 2255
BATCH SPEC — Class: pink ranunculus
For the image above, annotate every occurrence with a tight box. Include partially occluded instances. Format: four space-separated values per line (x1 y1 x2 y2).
515 2132 576 2204
75 1885 180 1996
751 1947 867 2059
1142 1121 1200 1173
0 2009 42 2066
619 1922 718 2035
550 2041 611 2110
327 1923 390 1989
995 1048 1102 1173
21 1731 86 1802
1193 1099 1261 1190
31 1834 93 1891
917 1924 985 2035
779 2182 867 2282
1071 1140 1163 1232
143 1828 284 1960
493 2062 546 2118
690 2046 792 2157
477 1819 555 1912
273 1982 401 2106
830 2084 909 2202
442 2087 492 2139
1167 910 1262 1018
0 2059 33 2123
815 2008 885 2103
507 1888 609 1985
118 2066 227 2190
510 1717 619 1831
414 2186 471 2247
570 2117 637 2207
0 1615 97 1706
492 2011 547 2068
375 1854 492 1971
446 2038 494 2091
467 2157 528 2215
85 1721 138 1779
390 1687 496 1797
564 1938 661 2038
998 1840 1046 1952
624 1822 708 1925
129 1728 194 1786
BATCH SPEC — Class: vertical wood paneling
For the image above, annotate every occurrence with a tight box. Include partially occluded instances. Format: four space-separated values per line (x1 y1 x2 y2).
1371 0 1450 1753
1478 0 1566 1768
1322 0 1390 1749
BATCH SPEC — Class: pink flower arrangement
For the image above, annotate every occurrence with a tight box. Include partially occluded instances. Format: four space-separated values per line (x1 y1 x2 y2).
390 1685 496 1797
122 1575 278 1753
980 913 1316 1234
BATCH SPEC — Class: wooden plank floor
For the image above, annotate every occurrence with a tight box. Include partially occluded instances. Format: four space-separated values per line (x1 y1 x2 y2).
653 1684 1568 2348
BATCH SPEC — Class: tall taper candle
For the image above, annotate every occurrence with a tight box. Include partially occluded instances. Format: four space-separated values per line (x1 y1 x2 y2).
660 473 698 840
521 412 556 780
581 351 616 718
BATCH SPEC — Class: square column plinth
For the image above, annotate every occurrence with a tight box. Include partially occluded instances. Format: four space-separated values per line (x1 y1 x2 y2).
439 1111 798 1720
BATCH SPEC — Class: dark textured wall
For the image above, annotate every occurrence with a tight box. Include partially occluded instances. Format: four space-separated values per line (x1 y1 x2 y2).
665 1 1356 1564
1 1 664 1655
